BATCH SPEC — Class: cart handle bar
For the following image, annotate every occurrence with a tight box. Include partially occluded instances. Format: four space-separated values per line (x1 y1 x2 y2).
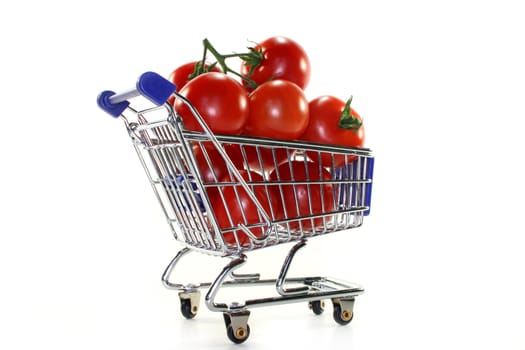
97 71 176 118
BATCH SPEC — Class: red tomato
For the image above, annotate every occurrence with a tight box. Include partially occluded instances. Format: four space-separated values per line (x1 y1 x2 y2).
240 36 311 92
224 144 289 173
211 170 277 246
300 96 365 168
269 160 335 231
192 142 245 203
167 61 221 105
244 80 309 140
174 72 249 135
192 143 244 184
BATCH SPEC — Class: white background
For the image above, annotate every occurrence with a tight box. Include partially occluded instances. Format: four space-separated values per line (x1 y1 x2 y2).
1 0 524 349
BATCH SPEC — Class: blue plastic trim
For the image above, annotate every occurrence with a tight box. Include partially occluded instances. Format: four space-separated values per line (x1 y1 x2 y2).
364 157 374 216
97 90 130 118
161 175 205 213
136 71 176 105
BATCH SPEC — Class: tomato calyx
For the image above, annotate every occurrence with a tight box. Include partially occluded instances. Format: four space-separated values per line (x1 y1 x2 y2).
201 38 261 89
338 96 363 132
238 44 264 81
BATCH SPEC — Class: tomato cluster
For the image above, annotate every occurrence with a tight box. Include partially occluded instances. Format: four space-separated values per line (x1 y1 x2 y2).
166 36 366 246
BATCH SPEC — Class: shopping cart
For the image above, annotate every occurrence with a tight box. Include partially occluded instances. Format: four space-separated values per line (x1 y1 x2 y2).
97 71 374 343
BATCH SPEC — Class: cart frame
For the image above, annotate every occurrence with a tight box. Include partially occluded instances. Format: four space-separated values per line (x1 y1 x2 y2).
97 72 374 343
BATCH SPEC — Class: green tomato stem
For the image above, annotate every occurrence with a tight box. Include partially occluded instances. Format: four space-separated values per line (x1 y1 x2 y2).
338 96 363 132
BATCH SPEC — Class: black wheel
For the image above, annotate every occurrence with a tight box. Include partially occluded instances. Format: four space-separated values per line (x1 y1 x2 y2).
180 298 197 319
333 303 353 325
227 324 250 344
309 300 325 315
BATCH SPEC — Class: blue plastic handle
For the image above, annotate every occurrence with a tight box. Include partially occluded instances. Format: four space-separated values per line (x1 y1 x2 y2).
97 90 130 118
363 157 374 216
136 71 176 105
97 71 176 118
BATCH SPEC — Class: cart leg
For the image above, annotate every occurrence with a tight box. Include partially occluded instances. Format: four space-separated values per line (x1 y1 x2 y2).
223 310 251 344
331 298 355 325
161 247 192 289
160 248 204 319
205 254 248 312
276 239 310 296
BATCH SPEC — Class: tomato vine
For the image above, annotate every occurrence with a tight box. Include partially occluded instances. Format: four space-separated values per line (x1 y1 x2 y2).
192 38 263 90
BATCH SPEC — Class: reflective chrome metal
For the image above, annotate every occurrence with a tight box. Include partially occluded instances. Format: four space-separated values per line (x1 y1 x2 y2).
111 88 373 337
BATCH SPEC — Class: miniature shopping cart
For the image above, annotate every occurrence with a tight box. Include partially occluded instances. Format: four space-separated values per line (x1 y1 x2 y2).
97 72 374 343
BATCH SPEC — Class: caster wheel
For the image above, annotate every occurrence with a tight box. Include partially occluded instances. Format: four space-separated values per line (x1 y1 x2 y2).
333 303 353 325
180 298 197 319
227 324 250 344
309 300 325 315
